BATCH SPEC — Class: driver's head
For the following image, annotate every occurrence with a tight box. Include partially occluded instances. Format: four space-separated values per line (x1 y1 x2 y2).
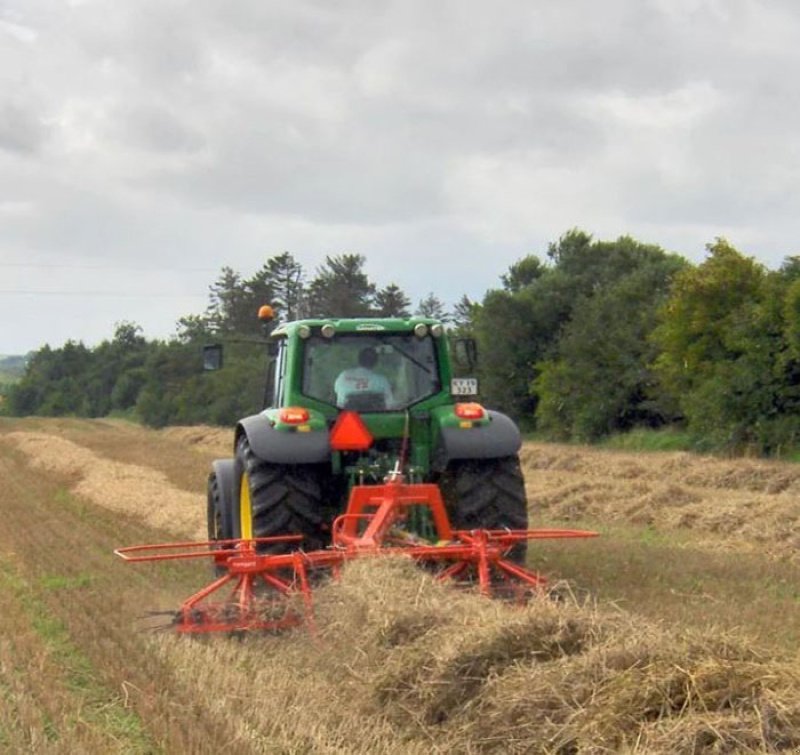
358 347 378 369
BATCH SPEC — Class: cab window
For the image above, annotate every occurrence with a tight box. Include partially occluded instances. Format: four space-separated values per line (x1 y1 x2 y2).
301 334 440 411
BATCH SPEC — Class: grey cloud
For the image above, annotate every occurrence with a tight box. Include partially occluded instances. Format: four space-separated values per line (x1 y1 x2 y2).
0 101 50 154
109 104 205 153
145 123 445 224
3 0 800 352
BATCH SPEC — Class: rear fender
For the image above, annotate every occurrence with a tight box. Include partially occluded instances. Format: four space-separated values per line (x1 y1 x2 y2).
236 413 331 465
434 410 521 470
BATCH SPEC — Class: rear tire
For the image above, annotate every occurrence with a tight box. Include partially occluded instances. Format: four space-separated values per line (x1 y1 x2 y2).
440 455 529 564
234 435 329 554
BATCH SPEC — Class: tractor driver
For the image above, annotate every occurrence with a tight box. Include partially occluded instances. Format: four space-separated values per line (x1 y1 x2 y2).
334 346 395 409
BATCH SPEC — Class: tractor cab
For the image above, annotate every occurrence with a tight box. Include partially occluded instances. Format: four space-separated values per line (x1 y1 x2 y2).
264 317 474 419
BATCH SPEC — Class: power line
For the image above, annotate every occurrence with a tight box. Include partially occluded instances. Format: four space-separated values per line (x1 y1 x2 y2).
0 290 207 298
0 262 220 272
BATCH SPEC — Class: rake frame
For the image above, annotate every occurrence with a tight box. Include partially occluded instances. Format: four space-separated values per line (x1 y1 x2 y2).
115 476 597 633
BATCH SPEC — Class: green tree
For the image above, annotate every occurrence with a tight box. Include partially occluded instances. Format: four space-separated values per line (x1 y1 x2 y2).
535 257 685 440
374 283 411 317
501 256 545 293
474 284 562 421
650 239 798 451
204 267 260 335
652 239 765 403
451 294 478 335
416 292 449 321
474 232 598 422
306 254 376 317
256 252 305 321
135 341 206 427
175 313 215 343
8 341 95 416
136 339 266 428
104 322 150 412
477 231 686 428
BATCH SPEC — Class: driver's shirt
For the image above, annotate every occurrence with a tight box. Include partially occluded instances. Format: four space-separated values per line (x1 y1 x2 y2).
334 367 394 407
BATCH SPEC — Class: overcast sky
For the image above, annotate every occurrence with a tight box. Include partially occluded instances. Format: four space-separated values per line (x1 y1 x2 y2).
2 0 799 354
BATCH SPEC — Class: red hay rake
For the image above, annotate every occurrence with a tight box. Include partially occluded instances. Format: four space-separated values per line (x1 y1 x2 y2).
115 474 597 634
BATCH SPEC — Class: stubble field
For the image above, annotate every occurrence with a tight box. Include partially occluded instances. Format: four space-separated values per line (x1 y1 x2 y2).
1 417 800 753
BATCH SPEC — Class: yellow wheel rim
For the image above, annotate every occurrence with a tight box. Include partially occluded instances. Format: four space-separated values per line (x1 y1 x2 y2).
239 472 254 540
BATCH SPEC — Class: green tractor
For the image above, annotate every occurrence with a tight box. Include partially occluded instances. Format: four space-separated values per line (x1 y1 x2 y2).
206 312 528 564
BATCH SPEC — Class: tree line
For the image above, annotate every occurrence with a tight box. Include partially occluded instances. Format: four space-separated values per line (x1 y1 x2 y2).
5 236 800 455
3 253 468 427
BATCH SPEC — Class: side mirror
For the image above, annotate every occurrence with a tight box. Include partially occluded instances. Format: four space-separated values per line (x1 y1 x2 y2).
453 338 477 370
203 344 224 371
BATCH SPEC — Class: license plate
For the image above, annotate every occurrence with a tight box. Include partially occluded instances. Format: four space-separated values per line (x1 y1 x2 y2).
451 378 479 396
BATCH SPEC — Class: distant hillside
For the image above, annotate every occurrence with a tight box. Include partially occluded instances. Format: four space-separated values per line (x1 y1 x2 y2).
0 355 27 383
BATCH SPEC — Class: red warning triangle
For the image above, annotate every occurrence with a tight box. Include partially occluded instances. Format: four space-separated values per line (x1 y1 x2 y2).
330 410 374 451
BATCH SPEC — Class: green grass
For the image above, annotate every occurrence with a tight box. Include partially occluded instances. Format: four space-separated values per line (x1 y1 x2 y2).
528 424 800 461
775 447 800 463
0 562 155 751
39 573 94 591
105 408 140 422
600 427 695 452
522 426 696 452
531 517 800 653
520 429 561 443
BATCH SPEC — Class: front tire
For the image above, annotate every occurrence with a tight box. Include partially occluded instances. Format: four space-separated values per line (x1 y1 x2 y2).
207 460 235 542
234 435 329 554
207 459 236 577
440 455 529 564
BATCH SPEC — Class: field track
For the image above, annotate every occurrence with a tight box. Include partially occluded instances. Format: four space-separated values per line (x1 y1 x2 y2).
2 418 800 753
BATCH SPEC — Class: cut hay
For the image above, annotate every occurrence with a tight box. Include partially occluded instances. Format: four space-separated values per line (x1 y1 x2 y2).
158 425 232 457
521 443 800 559
4 431 205 539
155 559 800 753
5 420 800 750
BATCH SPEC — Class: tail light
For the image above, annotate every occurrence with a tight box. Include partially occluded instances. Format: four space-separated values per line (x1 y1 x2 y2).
279 407 310 425
454 402 485 420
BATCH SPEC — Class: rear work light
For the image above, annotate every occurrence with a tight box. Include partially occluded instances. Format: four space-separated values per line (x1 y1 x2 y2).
279 407 311 425
454 402 486 420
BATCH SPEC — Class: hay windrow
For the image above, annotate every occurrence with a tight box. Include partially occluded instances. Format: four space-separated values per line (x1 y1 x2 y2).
152 559 800 753
157 425 232 457
3 431 205 539
521 443 800 558
311 561 800 753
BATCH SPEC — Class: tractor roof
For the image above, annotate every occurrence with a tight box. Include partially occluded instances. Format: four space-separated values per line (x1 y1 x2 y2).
271 317 443 338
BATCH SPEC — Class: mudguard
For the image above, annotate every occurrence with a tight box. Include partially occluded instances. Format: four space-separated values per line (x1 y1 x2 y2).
208 458 236 540
236 413 331 465
436 410 521 467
